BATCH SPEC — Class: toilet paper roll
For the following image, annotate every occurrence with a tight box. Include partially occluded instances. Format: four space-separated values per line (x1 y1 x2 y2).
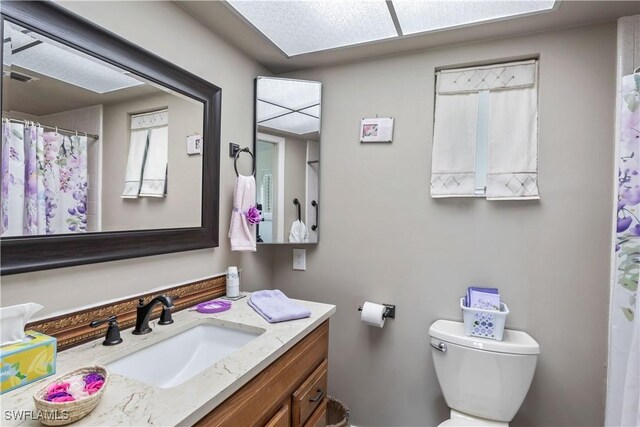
360 302 386 328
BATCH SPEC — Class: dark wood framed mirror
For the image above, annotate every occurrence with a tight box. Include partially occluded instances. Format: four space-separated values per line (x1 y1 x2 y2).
1 1 221 275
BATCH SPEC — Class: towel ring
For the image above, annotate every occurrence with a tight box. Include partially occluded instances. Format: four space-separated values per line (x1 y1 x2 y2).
234 147 255 176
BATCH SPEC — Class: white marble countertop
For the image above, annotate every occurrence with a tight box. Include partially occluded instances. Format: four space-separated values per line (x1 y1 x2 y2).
1 293 336 426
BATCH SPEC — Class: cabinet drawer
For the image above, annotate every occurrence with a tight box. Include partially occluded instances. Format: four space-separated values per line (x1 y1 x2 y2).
304 399 327 427
265 403 290 427
292 359 328 427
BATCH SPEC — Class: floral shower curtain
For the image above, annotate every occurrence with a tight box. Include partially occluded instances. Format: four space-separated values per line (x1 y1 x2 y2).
1 120 88 236
607 72 640 426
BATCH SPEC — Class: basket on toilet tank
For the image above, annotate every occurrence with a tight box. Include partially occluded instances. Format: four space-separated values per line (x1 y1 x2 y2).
460 297 509 341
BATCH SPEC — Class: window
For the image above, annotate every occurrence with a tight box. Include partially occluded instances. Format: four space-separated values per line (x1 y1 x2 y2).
430 59 539 200
122 109 169 198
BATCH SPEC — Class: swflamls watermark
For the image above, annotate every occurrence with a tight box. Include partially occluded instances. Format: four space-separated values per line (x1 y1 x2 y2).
4 409 70 421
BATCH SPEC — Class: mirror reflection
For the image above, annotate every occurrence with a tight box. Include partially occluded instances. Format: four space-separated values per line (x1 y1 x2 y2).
1 21 204 237
254 77 321 244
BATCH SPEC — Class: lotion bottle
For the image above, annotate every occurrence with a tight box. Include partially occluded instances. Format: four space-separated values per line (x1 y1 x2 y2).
226 266 240 297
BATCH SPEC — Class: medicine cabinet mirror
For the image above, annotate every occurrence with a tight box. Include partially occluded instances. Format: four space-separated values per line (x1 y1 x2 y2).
254 76 321 244
1 1 221 274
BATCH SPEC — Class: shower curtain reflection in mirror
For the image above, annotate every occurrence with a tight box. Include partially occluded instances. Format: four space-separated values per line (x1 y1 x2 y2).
1 120 90 236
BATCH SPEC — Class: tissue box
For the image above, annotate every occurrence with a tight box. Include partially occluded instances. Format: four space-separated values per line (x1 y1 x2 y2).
1 331 56 394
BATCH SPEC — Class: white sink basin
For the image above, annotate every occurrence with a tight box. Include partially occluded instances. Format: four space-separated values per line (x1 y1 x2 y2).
107 322 264 389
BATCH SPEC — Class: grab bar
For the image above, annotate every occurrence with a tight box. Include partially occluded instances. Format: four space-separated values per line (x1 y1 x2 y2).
293 198 301 221
311 200 318 231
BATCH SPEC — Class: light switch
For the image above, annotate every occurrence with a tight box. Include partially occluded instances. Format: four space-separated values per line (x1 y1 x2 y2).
293 248 306 271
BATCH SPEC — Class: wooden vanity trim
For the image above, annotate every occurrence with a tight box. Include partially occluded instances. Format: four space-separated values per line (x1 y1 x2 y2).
25 275 226 351
195 320 329 427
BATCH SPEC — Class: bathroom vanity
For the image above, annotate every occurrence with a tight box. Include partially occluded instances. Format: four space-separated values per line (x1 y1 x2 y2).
0 295 335 426
196 321 329 427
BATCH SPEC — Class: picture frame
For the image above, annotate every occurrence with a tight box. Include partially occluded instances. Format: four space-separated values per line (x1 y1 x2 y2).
360 117 394 143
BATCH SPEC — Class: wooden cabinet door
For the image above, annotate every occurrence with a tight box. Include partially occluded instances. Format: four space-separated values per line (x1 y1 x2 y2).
265 403 290 427
304 399 327 427
292 359 328 427
195 321 329 427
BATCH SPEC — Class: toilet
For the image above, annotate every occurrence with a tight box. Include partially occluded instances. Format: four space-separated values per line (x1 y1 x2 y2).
429 320 540 426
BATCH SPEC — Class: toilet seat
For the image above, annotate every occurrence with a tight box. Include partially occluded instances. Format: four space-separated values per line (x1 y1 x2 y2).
438 419 487 427
438 419 505 427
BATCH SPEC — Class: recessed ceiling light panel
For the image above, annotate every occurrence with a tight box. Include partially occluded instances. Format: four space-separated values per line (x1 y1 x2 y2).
226 0 558 57
4 23 144 94
257 77 321 135
393 0 557 35
227 0 398 56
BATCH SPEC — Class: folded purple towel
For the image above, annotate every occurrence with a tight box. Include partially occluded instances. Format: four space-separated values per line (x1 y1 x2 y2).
248 290 311 323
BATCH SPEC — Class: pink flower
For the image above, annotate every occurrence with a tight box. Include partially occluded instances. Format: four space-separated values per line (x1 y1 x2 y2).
85 380 104 395
47 382 70 395
244 205 261 225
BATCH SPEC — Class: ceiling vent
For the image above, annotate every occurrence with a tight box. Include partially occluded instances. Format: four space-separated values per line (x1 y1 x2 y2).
8 71 38 83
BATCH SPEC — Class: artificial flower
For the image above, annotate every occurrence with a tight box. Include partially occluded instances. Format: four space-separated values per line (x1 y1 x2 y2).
51 395 75 403
46 382 70 395
85 380 104 395
245 205 261 225
83 373 104 384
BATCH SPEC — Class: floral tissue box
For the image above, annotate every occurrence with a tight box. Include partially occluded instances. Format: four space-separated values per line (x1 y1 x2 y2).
1 331 56 394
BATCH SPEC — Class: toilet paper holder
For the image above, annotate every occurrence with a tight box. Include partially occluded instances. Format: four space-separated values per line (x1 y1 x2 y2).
357 304 396 319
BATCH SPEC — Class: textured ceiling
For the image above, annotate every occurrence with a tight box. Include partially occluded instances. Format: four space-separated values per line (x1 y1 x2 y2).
178 1 640 74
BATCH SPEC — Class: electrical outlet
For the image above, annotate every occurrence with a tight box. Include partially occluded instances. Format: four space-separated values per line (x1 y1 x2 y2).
293 248 306 271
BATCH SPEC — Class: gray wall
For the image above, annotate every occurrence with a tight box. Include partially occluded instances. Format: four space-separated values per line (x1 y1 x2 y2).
0 1 273 318
102 92 202 231
271 23 616 426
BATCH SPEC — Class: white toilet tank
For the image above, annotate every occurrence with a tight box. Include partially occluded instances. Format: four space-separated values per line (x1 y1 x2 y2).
429 320 540 423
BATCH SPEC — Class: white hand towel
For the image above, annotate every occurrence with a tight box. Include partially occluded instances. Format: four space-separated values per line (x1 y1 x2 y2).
121 129 148 198
288 219 309 243
430 92 478 197
486 86 539 200
229 175 257 252
139 126 168 197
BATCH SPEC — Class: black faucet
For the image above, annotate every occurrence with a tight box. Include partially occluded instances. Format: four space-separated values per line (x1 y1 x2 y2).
132 295 174 335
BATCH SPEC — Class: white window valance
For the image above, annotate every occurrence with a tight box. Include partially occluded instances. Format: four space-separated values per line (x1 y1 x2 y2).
437 60 537 94
430 59 539 200
130 109 169 130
